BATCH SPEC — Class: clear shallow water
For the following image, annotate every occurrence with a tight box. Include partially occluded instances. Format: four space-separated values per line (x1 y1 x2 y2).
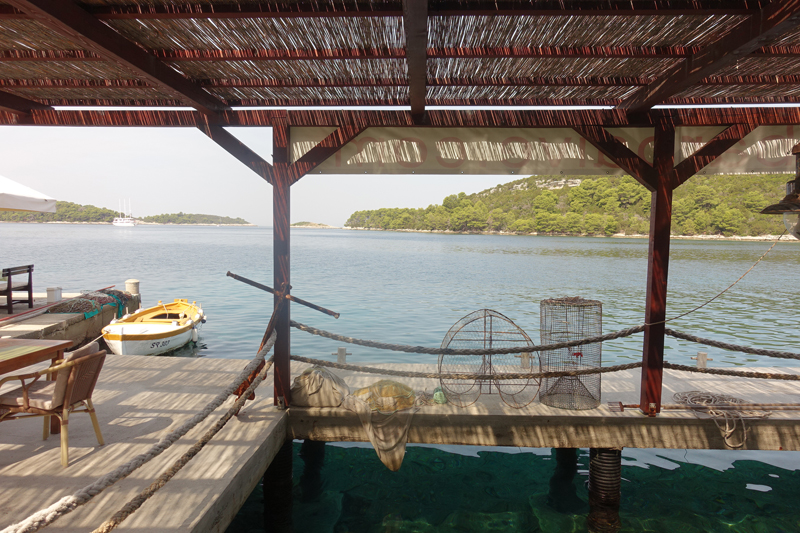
3 223 800 531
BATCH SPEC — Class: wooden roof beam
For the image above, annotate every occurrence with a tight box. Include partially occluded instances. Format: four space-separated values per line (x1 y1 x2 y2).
573 125 656 189
619 0 800 111
671 124 756 186
403 0 427 123
0 90 52 115
5 0 229 116
199 124 274 183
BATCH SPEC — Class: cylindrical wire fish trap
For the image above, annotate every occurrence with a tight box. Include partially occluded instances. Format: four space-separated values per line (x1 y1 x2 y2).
539 297 602 410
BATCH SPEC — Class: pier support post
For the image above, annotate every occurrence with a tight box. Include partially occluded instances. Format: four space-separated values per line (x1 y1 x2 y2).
588 447 622 533
299 439 326 502
263 440 293 533
273 118 292 407
640 123 675 415
548 448 585 513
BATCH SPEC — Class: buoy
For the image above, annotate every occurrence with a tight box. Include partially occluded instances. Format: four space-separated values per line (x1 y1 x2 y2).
192 328 199 342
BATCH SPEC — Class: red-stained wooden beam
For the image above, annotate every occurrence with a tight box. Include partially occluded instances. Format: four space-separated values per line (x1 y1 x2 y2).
154 49 406 61
671 123 756 186
5 0 228 115
639 121 675 416
0 50 104 61
572 125 656 189
2 106 800 129
0 79 150 89
0 90 52 115
199 76 646 88
620 0 800 111
403 0 427 122
198 124 274 183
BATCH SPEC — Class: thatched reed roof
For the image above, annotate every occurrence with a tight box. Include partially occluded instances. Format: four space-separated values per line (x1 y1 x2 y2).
0 1 799 113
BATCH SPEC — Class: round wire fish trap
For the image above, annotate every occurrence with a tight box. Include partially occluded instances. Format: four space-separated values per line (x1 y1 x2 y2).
439 309 540 408
539 297 602 410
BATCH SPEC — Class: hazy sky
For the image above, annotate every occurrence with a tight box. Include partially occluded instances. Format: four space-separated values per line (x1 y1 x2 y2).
0 125 507 227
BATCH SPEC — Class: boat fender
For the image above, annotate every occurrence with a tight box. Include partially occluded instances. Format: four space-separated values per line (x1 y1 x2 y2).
192 328 199 342
172 320 179 327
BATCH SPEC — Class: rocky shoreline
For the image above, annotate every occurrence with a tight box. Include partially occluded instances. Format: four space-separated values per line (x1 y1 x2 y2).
342 226 795 242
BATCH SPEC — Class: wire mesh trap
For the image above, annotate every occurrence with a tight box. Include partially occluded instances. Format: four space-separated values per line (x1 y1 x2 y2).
539 297 603 410
439 309 540 408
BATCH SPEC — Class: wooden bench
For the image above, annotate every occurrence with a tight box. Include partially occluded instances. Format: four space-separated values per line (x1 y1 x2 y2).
1 265 34 314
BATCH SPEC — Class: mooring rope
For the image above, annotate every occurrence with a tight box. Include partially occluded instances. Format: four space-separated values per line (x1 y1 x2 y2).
0 333 277 533
665 329 800 361
290 320 644 355
655 231 786 325
673 391 771 449
290 354 643 380
92 344 277 533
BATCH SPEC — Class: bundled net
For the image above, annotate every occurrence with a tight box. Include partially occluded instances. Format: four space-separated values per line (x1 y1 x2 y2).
439 309 540 408
539 297 603 410
46 289 133 317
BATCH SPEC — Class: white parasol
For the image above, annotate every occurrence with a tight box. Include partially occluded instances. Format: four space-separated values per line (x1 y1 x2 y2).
0 174 56 212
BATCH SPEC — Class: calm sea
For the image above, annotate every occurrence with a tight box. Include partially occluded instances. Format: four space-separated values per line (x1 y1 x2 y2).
2 223 799 531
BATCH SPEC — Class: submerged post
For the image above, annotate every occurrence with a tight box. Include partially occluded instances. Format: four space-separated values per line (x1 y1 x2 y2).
640 123 675 415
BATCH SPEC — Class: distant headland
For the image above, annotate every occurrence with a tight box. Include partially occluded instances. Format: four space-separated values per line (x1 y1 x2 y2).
291 221 339 229
0 201 254 225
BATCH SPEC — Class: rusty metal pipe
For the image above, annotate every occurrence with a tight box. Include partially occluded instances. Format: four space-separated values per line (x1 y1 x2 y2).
227 271 340 318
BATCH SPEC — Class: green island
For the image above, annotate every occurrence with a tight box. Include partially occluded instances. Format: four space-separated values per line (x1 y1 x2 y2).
291 221 337 228
0 201 251 225
345 174 788 237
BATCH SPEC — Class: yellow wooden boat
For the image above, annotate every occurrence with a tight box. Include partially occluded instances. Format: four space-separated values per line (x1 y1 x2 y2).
102 298 205 356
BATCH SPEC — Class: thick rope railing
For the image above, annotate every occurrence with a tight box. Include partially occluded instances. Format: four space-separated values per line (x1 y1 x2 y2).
0 333 277 533
663 362 800 381
291 320 644 355
665 329 800 361
92 338 277 533
290 354 643 380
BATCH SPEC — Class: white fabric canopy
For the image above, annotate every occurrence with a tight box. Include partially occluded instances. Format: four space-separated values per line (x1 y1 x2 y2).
0 175 56 212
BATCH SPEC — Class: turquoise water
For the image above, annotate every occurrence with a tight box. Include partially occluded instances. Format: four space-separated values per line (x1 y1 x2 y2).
229 443 800 533
2 223 800 531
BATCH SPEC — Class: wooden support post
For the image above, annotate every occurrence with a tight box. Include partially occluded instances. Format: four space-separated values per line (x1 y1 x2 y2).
639 123 675 415
273 117 291 407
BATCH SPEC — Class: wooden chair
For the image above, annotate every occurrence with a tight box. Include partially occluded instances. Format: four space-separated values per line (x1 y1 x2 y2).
1 264 34 314
0 342 106 467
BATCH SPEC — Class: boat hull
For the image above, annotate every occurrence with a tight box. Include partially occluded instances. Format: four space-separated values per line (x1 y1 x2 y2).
103 327 193 356
102 298 204 356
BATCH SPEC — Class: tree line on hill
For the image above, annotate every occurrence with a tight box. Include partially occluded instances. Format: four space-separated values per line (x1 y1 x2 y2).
0 202 251 225
344 174 788 237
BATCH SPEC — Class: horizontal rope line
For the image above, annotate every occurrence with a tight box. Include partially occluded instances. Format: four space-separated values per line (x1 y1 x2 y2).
665 329 800 360
663 362 800 380
290 354 642 380
291 320 644 355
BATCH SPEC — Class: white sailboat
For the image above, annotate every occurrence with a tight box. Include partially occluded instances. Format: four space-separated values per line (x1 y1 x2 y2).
113 199 136 227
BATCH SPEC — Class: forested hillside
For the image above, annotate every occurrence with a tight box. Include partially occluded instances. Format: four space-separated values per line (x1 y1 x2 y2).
141 213 250 225
344 174 788 237
0 201 116 223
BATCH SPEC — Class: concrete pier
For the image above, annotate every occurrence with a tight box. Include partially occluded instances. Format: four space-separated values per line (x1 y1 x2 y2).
1 359 799 532
0 292 140 346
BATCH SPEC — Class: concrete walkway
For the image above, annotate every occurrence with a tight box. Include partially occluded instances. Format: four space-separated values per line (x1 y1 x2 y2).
0 354 285 533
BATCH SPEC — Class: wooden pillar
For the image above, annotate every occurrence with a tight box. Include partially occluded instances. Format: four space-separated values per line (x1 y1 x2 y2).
639 123 675 415
273 118 291 406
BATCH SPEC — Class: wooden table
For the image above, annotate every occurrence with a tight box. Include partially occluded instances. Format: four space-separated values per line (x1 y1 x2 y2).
0 339 73 433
